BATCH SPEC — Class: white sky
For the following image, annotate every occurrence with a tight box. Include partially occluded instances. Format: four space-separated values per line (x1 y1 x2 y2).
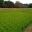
4 0 32 4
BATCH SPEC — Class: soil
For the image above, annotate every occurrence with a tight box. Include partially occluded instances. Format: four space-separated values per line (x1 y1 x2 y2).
24 24 32 32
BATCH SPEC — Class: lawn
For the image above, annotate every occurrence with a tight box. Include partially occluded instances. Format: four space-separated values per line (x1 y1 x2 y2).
0 8 32 32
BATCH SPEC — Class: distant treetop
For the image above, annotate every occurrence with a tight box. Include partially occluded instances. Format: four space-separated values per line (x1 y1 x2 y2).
0 0 4 3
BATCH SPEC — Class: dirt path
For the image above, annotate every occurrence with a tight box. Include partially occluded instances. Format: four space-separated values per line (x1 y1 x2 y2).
24 24 32 32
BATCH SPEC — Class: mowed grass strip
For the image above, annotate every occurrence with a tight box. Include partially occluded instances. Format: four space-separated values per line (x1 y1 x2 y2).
0 8 32 32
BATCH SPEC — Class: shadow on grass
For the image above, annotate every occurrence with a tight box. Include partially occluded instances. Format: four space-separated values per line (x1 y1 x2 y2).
21 20 32 32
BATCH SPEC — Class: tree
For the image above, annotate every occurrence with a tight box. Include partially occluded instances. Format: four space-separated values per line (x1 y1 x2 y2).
0 0 4 8
2 1 14 8
28 3 32 8
0 0 4 3
14 1 24 8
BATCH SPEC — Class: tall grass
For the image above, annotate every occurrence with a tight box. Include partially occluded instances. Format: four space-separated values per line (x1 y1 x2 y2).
0 8 32 32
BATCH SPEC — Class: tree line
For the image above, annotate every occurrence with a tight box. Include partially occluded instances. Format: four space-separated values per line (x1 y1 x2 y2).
0 1 32 8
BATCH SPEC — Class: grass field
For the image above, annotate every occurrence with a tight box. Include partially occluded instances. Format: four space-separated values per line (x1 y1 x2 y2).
0 8 32 32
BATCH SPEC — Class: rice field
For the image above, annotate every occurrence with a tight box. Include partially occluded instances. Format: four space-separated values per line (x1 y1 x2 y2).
0 8 32 32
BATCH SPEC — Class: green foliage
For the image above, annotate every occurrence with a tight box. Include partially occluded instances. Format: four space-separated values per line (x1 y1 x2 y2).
28 3 32 8
0 0 4 3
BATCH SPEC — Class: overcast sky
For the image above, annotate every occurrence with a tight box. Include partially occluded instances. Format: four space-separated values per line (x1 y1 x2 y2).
4 0 32 4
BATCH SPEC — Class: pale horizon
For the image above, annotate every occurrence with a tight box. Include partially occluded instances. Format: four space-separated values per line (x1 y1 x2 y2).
4 0 32 4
